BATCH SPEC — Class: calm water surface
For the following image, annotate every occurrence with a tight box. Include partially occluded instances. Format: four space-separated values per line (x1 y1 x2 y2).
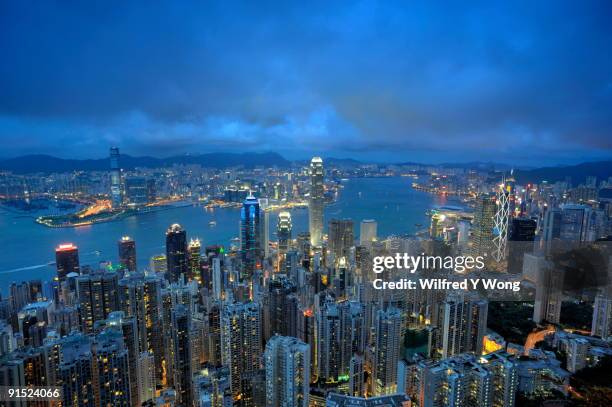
0 177 456 292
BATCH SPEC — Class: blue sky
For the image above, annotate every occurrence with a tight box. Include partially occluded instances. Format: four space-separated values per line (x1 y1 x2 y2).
0 1 611 165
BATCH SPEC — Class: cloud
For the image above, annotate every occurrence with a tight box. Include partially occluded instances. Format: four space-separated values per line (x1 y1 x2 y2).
0 0 610 164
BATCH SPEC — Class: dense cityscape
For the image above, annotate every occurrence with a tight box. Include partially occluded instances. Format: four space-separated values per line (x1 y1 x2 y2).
0 148 610 406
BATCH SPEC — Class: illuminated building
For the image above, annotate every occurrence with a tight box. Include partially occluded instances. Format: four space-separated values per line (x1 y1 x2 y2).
76 271 119 334
118 236 136 272
106 311 139 407
277 211 292 270
193 366 232 406
124 176 148 205
172 304 193 406
359 219 377 246
469 194 496 258
188 238 202 283
264 335 310 407
309 157 325 248
493 178 511 262
413 351 518 407
92 329 131 406
259 198 270 258
240 194 262 280
429 211 446 240
438 295 488 358
328 218 354 264
54 332 94 407
109 146 122 208
267 276 297 338
118 272 164 383
221 302 262 400
166 223 188 283
149 254 167 274
372 306 402 396
326 393 410 407
55 243 80 282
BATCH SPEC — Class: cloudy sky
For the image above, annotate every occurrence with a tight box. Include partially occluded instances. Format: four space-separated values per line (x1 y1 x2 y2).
1 1 611 165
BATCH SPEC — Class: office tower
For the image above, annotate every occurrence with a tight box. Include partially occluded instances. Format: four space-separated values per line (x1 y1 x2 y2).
241 194 262 279
118 236 137 272
259 198 270 258
172 304 193 406
469 194 496 257
592 291 612 339
508 218 537 274
308 157 324 248
76 271 120 334
188 238 202 283
55 333 95 407
92 329 131 406
221 302 262 400
414 352 518 407
493 178 511 262
438 295 488 358
372 306 402 396
277 211 292 270
107 311 140 407
166 223 188 283
328 219 354 263
359 219 377 246
264 335 310 407
109 146 122 208
124 176 148 205
55 243 80 282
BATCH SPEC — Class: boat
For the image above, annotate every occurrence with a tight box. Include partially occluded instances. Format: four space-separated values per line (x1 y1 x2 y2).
209 220 217 227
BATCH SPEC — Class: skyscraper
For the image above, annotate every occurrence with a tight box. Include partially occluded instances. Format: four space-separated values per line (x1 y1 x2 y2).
508 218 537 274
308 157 324 248
76 271 120 334
359 219 377 246
118 236 136 272
221 302 262 400
438 295 488 358
328 219 354 263
92 329 131 406
264 335 310 407
55 243 80 282
469 194 496 258
172 304 193 406
372 306 402 396
277 211 292 271
241 194 262 279
188 238 201 283
109 146 122 208
166 223 188 283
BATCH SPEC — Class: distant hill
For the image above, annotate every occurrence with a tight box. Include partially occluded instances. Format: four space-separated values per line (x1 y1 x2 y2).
514 161 612 186
0 152 291 173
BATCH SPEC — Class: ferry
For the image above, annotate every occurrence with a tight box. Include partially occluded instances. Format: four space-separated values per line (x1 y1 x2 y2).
209 221 217 227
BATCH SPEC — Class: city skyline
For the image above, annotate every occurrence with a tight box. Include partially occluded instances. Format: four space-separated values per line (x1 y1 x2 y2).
1 2 611 165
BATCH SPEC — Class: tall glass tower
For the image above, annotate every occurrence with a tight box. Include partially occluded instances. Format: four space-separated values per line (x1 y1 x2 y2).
241 193 261 279
166 223 188 283
308 157 324 248
109 146 122 208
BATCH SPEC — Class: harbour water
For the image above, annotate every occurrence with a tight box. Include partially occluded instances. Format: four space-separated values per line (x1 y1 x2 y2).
0 177 455 292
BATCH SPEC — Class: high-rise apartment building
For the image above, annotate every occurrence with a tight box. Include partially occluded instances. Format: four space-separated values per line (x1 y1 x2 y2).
264 335 310 407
